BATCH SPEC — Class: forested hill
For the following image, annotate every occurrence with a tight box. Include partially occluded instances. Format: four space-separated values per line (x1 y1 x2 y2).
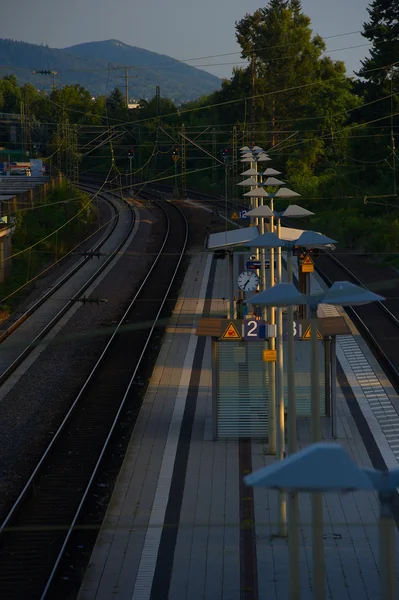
0 38 222 103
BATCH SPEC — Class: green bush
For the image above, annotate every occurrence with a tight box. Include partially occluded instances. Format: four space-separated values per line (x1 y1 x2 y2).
0 182 94 308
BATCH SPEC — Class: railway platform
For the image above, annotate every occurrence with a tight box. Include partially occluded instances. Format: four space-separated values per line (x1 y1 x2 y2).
78 246 399 599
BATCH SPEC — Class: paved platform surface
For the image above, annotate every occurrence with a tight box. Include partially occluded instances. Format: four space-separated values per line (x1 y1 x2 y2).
78 249 399 600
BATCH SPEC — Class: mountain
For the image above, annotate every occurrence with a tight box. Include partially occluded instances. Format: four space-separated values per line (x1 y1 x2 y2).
0 39 222 103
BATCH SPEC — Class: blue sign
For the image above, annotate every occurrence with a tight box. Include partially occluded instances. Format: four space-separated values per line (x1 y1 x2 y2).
244 319 266 340
240 210 248 219
246 260 270 270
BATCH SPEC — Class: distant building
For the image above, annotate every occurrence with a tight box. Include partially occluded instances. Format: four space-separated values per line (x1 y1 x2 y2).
128 103 140 110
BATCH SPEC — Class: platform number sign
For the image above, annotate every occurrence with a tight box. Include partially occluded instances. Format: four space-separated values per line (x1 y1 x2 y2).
244 319 266 340
282 320 303 340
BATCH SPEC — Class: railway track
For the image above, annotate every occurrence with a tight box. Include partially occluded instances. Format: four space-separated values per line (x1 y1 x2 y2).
0 185 134 385
0 195 188 599
315 251 399 385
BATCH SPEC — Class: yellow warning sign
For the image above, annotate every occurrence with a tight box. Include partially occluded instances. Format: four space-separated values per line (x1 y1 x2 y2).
263 349 277 362
301 254 314 273
172 155 180 162
221 321 241 340
302 325 323 341
231 212 239 220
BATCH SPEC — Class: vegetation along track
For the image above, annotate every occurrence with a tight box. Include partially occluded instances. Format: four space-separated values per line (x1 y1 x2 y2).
0 185 134 385
316 251 399 385
0 196 188 599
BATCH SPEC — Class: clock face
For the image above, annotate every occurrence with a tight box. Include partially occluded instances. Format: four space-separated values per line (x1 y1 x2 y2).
238 270 260 292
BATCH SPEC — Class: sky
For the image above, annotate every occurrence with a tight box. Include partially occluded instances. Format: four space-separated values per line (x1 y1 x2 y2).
1 0 372 80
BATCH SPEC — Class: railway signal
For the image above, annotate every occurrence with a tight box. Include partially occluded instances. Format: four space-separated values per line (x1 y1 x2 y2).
221 147 230 163
172 146 180 162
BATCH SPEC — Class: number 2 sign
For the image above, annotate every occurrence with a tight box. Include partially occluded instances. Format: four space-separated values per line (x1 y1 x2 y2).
243 320 266 340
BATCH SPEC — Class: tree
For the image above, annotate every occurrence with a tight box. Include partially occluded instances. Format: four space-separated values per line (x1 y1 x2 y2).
106 87 128 122
235 1 330 145
352 1 399 171
0 74 20 112
358 0 399 89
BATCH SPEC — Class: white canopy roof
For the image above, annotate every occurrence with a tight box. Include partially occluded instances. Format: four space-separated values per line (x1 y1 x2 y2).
244 187 269 197
263 168 282 176
245 205 274 218
237 177 258 186
275 187 301 198
263 177 285 186
206 226 260 250
241 168 258 176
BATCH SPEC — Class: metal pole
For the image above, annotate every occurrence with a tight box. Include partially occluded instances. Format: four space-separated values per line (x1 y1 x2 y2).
268 200 276 454
379 492 396 600
229 252 235 320
331 336 337 439
324 337 331 417
310 304 325 600
276 218 286 535
287 249 301 599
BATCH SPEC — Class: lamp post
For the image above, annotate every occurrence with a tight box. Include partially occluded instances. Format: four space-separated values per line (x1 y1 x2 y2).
245 441 399 600
246 229 333 543
244 442 375 600
245 280 384 600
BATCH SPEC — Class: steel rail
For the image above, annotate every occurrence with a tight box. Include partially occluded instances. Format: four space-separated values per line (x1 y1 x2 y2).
0 188 135 385
41 199 188 598
0 195 188 599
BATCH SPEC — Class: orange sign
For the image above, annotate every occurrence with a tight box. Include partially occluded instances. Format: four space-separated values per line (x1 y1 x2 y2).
302 325 322 340
221 321 241 340
263 349 277 362
301 253 314 273
172 155 180 163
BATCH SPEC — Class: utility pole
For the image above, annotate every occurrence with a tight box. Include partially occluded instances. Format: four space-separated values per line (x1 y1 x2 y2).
20 101 25 156
232 125 238 202
71 125 79 186
32 70 58 91
212 128 217 186
181 124 187 199
20 97 31 157
251 52 256 147
112 65 139 106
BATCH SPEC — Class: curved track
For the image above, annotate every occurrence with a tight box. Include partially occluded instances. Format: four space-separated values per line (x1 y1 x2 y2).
0 196 188 599
0 186 135 385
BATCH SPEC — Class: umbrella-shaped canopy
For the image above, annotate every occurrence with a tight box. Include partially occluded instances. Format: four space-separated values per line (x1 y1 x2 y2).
244 443 375 492
322 281 384 306
241 168 258 176
263 168 282 176
246 282 304 305
245 205 274 218
237 177 258 187
295 231 337 247
246 231 286 248
244 187 270 197
256 153 272 162
263 177 285 186
277 205 314 218
274 187 301 199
